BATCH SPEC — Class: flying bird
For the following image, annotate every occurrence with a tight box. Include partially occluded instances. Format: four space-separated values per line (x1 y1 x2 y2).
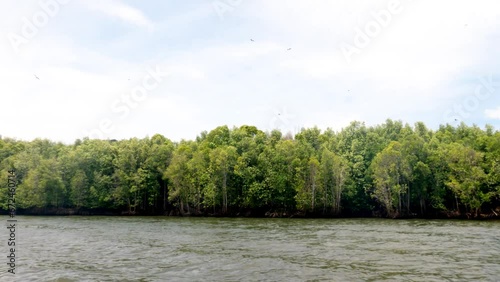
287 48 291 51
250 39 254 42
34 74 39 80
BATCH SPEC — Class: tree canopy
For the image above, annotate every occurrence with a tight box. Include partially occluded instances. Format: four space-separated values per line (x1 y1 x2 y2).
1 120 499 218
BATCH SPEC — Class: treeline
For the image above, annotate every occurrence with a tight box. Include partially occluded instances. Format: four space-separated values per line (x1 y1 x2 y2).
0 120 499 218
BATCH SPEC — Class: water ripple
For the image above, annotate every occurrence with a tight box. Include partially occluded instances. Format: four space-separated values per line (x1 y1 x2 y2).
1 216 499 281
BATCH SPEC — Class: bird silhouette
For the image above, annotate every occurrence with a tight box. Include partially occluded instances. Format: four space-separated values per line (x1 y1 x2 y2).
34 74 39 80
287 48 291 51
250 39 254 42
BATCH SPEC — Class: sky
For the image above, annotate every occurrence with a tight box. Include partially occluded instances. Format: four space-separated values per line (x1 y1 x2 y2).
0 0 499 144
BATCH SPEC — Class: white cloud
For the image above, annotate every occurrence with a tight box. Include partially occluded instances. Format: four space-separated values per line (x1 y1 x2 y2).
485 107 500 120
280 54 343 80
1 0 499 143
80 0 154 31
166 65 206 80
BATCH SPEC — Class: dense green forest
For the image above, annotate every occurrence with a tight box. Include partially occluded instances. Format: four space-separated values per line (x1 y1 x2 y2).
1 120 499 218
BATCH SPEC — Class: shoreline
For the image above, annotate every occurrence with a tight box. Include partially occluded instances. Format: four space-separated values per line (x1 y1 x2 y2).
2 208 499 220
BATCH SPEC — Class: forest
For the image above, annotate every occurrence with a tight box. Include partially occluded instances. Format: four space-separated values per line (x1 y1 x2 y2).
1 119 499 219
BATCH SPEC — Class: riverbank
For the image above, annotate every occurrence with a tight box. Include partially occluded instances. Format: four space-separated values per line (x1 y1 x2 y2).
2 207 499 220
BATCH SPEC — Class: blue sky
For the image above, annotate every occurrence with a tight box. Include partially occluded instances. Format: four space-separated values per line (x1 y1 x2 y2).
1 0 499 143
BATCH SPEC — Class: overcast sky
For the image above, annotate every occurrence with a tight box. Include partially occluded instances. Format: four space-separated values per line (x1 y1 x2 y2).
1 0 499 144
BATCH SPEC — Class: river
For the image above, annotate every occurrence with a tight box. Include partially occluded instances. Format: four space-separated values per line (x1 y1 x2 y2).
2 216 499 281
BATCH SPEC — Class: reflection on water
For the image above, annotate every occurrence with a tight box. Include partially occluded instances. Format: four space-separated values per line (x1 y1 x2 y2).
3 216 499 281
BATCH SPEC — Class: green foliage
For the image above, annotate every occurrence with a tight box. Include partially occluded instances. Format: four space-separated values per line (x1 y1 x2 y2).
0 121 499 218
370 141 411 217
444 142 489 215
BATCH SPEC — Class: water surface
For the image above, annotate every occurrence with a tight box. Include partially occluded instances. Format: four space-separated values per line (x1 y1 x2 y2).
2 216 499 281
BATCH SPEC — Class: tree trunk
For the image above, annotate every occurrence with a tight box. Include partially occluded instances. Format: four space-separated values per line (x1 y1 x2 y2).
197 186 201 214
312 181 316 211
407 183 410 215
420 197 425 215
223 171 227 213
163 182 166 211
398 193 402 217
